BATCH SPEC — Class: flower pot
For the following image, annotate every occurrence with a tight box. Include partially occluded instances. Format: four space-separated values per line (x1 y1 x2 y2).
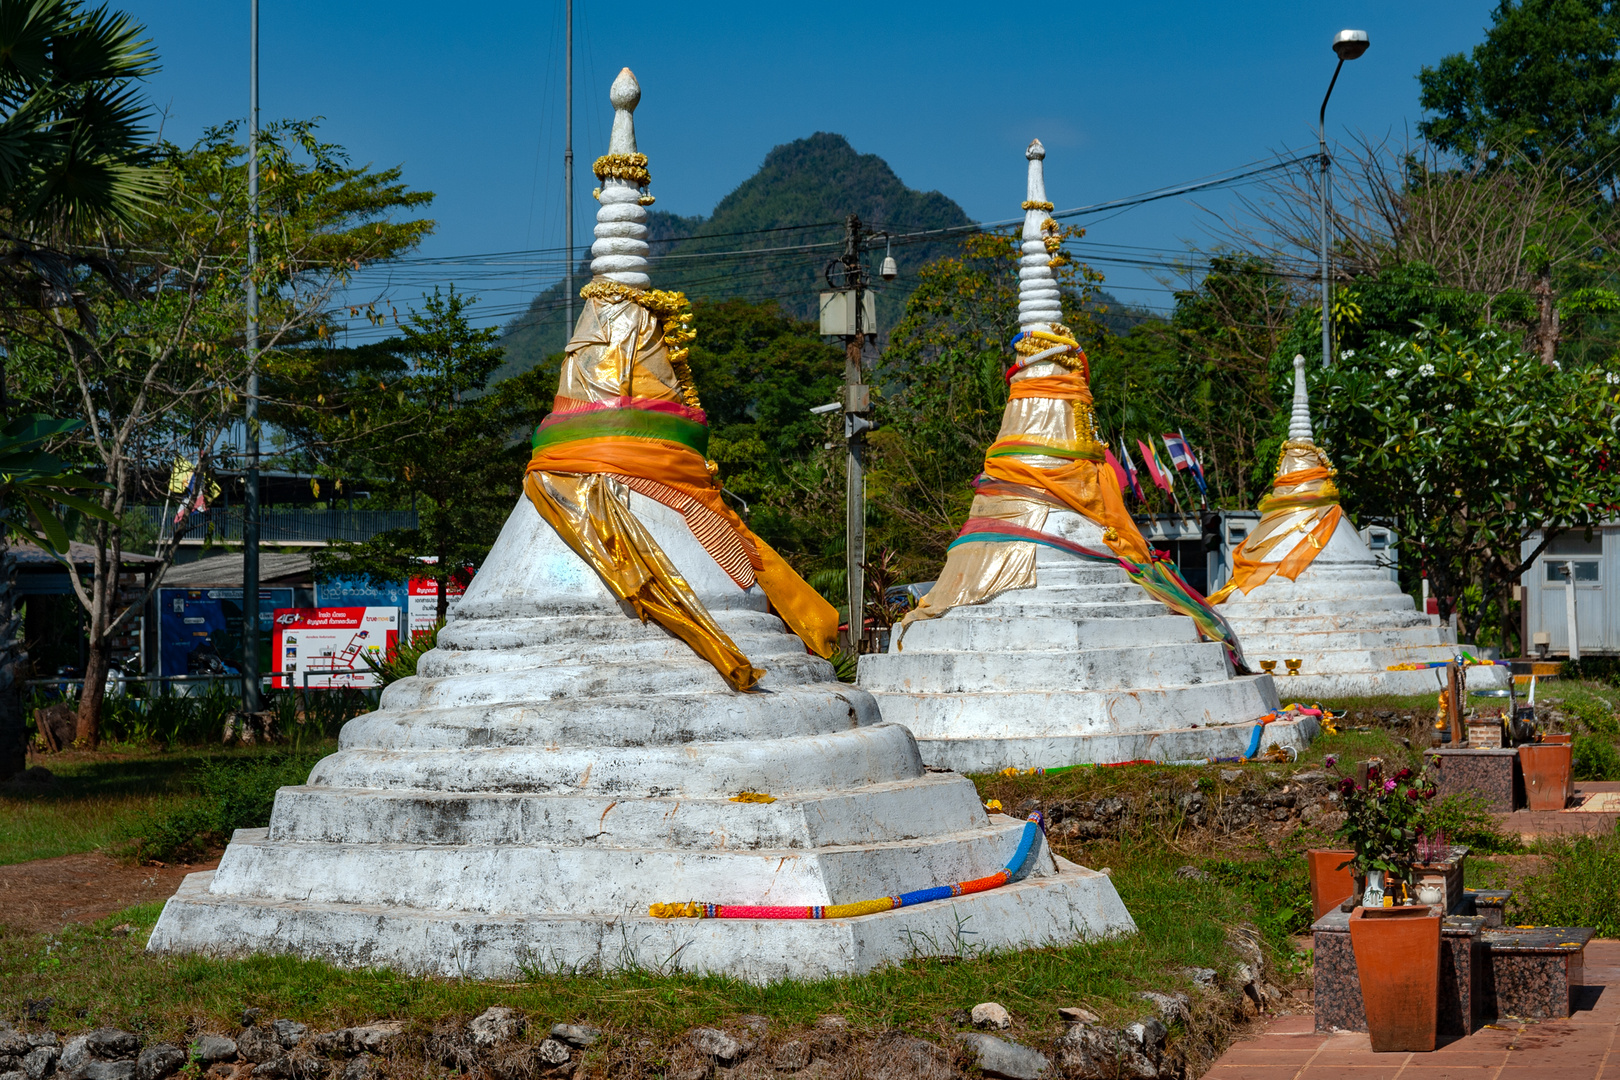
1307 849 1356 921
1520 743 1573 811
1348 905 1441 1052
1540 732 1572 744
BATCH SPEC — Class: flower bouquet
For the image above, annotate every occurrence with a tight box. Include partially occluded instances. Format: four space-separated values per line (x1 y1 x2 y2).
1332 759 1438 906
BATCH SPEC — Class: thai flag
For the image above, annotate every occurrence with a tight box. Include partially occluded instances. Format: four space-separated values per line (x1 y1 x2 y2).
1117 439 1146 501
1137 439 1172 492
1168 431 1209 497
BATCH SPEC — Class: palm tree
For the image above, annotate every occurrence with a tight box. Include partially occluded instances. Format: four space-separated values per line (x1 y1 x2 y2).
0 0 159 775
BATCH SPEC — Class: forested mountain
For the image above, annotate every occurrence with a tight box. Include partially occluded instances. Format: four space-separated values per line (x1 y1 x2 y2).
495 133 973 380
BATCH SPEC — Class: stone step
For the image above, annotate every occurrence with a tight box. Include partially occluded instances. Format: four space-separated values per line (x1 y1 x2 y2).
379 653 831 711
859 639 1232 694
438 610 790 652
1226 627 1452 653
205 818 1046 915
310 721 927 798
868 674 1278 747
1219 596 1416 618
1260 664 1508 699
342 683 878 751
972 582 1158 607
267 774 988 850
912 711 1317 773
1219 611 1435 635
1223 579 1410 603
416 630 813 677
947 597 1170 621
146 859 1133 982
894 613 1198 655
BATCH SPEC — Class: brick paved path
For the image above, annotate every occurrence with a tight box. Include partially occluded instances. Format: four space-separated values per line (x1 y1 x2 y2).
1206 940 1620 1079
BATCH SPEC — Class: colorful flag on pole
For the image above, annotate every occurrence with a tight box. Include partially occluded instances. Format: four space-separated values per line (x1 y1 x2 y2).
1137 439 1171 492
1161 433 1194 471
1118 439 1146 501
1177 430 1209 498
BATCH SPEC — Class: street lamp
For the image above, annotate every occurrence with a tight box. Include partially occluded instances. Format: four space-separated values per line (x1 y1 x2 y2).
1319 29 1368 368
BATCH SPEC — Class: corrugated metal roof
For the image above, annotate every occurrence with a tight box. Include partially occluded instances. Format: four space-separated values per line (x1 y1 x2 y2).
159 552 313 587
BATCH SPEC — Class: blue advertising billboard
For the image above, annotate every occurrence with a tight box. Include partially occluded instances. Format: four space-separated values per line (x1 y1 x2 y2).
159 587 294 678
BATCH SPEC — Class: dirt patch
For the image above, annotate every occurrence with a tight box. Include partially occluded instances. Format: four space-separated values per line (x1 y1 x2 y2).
0 852 218 934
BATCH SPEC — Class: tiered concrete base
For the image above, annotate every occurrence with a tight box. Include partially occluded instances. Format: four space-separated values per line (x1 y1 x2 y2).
148 494 1136 982
859 511 1292 773
1217 518 1508 699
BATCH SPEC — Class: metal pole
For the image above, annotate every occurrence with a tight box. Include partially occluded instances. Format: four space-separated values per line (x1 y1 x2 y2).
242 0 262 713
1319 56 1344 368
563 0 574 340
842 215 866 651
1565 561 1580 662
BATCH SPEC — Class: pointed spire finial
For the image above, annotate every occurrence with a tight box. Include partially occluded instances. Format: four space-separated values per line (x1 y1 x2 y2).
1017 139 1061 331
590 67 650 289
1289 354 1314 443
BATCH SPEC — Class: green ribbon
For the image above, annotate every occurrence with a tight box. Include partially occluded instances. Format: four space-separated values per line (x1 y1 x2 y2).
533 407 709 458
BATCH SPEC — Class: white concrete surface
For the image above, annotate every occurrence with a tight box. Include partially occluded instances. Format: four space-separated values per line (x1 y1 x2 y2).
148 492 1138 980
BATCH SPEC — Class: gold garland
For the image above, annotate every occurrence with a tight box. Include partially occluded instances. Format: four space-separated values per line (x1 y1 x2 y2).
1021 200 1054 211
578 280 702 409
593 152 651 187
1041 216 1065 266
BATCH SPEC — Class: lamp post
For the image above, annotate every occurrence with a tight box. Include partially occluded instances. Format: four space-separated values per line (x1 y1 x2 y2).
1318 28 1368 368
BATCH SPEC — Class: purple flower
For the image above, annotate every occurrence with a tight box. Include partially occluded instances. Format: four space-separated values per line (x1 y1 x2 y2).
1324 754 1338 767
1384 778 1397 792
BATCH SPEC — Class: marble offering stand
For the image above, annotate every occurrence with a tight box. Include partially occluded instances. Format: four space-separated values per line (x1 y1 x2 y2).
1431 747 1524 812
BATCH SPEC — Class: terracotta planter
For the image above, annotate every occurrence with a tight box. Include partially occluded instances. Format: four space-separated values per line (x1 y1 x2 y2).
1520 743 1573 811
1541 733 1573 745
1308 849 1357 921
1348 905 1441 1052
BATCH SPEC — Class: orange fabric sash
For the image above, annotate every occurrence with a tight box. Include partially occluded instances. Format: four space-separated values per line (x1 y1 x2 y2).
528 437 838 658
980 454 1152 565
1213 504 1344 602
1007 372 1091 402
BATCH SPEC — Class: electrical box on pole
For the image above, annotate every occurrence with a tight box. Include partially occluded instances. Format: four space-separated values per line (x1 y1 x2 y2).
818 290 876 337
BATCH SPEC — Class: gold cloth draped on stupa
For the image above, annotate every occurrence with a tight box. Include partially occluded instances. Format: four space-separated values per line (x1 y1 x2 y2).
1208 439 1343 604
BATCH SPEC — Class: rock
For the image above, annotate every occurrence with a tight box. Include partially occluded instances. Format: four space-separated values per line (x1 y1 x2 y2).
533 1041 570 1068
771 1041 810 1071
1136 992 1190 1027
4 1069 26 1080
79 1065 135 1080
250 1054 319 1080
1293 770 1326 781
340 1056 375 1080
1122 1018 1168 1073
21 1004 52 1025
239 1010 263 1029
190 1038 236 1065
0 1034 29 1057
26 1037 58 1051
1220 769 1242 783
467 1008 525 1049
135 1046 183 1080
1172 865 1209 882
314 1025 403 1058
233 1028 279 1064
268 1023 306 1051
1057 1007 1099 1025
22 1046 59 1080
688 1029 743 1065
970 1003 1011 1030
1181 967 1218 989
83 1036 136 1063
547 1024 598 1049
955 1034 1049 1080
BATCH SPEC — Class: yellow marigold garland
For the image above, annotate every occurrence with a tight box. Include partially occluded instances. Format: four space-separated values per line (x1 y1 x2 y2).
593 152 651 187
1022 200 1054 212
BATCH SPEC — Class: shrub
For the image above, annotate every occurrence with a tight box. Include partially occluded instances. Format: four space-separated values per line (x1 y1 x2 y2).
1566 695 1620 739
363 622 441 687
1423 792 1520 854
1573 734 1620 782
126 749 329 863
1514 826 1620 937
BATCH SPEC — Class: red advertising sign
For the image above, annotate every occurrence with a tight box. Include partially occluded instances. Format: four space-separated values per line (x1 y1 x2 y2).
407 573 468 637
272 606 399 689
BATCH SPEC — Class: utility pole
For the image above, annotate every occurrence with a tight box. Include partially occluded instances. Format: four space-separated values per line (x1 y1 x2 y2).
241 0 262 713
840 215 872 651
563 0 574 338
1317 30 1369 367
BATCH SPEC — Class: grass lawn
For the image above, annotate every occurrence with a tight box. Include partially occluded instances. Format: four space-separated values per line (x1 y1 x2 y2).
0 741 338 866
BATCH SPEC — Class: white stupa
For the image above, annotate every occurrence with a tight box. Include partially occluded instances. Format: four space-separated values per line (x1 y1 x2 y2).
147 74 1135 982
1210 355 1507 698
858 141 1307 773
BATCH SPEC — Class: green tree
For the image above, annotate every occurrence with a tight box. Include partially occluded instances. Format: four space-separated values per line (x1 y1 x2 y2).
302 289 547 622
1316 322 1620 649
1418 0 1620 189
6 119 433 745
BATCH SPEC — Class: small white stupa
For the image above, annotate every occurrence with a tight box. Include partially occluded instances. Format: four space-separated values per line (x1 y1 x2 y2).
1209 355 1508 697
858 141 1306 772
147 74 1135 982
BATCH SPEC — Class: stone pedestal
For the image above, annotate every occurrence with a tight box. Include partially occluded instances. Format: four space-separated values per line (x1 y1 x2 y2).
147 495 1137 982
1480 927 1592 1020
1313 908 1483 1036
859 518 1293 772
1472 890 1510 928
1410 846 1468 916
1432 748 1523 812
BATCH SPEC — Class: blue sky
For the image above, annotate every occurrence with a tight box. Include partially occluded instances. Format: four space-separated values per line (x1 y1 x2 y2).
123 1 1496 335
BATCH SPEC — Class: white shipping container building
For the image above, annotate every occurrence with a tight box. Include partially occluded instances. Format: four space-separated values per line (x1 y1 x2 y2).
1521 526 1613 657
